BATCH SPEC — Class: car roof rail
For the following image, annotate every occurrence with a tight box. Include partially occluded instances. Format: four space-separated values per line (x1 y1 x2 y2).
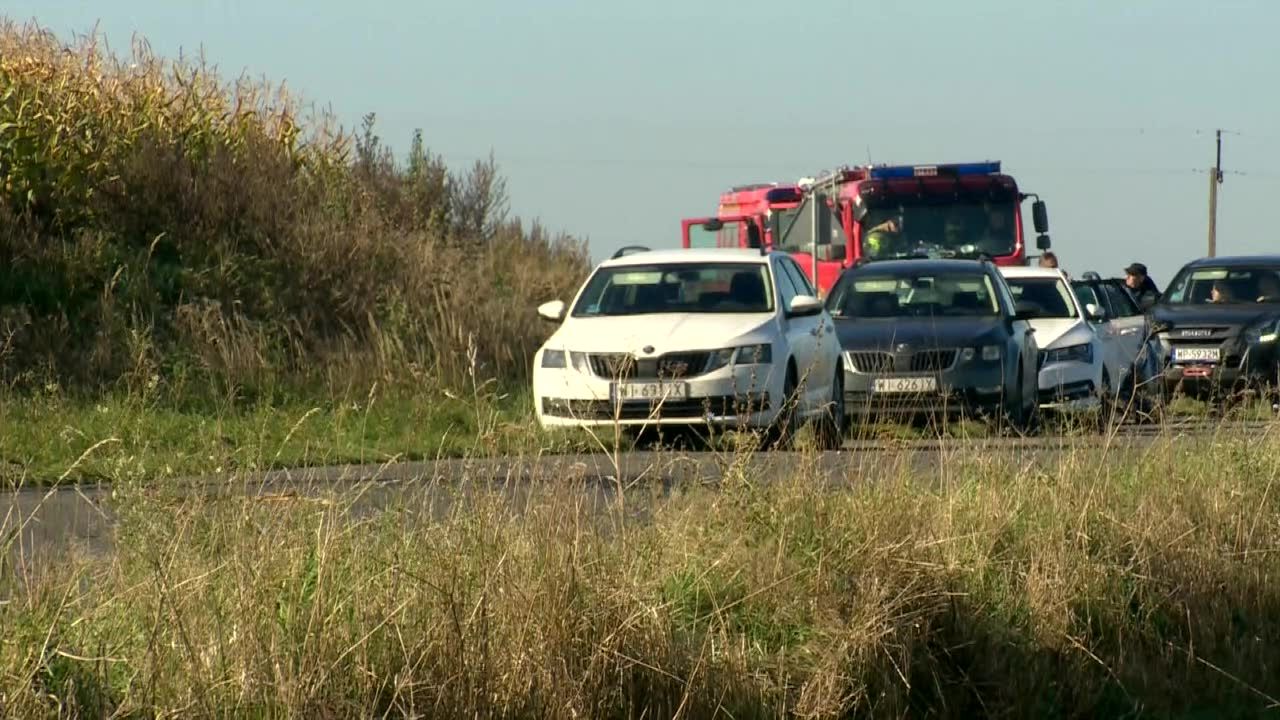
611 245 650 259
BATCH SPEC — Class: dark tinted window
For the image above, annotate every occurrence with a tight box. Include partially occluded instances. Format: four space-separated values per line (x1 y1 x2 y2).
1102 282 1140 317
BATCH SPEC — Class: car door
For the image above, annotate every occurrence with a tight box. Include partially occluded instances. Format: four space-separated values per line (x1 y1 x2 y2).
783 256 837 383
1101 280 1149 384
1074 281 1126 387
773 257 821 409
1002 271 1040 393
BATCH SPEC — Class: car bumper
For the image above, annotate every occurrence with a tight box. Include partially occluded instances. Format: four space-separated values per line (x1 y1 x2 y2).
1156 343 1279 399
841 362 1009 420
1037 360 1100 412
533 364 781 429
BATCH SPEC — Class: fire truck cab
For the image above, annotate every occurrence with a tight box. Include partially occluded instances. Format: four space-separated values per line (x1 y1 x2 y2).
682 161 1051 296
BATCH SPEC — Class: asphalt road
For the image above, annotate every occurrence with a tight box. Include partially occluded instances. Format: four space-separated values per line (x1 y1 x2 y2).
4 417 1275 571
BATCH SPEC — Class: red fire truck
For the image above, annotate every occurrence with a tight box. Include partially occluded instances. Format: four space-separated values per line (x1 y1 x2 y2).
682 161 1050 295
679 182 804 251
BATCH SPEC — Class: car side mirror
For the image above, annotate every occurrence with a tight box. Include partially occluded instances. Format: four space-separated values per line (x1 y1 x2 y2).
1014 301 1040 321
537 300 566 322
1032 199 1049 234
788 295 824 317
1085 303 1107 322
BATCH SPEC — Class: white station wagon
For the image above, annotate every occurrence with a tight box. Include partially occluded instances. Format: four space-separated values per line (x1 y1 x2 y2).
532 247 845 447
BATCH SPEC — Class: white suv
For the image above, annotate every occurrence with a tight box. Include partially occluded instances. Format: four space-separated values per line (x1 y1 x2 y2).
532 247 844 447
999 266 1108 412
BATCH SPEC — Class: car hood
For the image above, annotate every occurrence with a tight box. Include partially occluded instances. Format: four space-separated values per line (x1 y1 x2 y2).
1028 318 1091 350
1151 303 1280 331
546 313 776 354
833 317 1007 351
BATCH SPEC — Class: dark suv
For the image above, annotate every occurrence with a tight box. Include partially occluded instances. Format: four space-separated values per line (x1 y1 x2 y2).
824 258 1041 428
1150 255 1280 403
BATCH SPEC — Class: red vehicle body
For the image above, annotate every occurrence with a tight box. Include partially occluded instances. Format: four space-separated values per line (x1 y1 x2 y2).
682 161 1050 295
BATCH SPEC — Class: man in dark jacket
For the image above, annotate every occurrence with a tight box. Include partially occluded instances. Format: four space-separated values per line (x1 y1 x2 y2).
1124 262 1161 311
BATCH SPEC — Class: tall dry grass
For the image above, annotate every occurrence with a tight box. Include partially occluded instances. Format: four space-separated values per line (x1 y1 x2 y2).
3 431 1280 718
0 20 588 402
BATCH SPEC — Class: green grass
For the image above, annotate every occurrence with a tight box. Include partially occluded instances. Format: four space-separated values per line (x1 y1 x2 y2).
0 386 600 485
4 431 1280 717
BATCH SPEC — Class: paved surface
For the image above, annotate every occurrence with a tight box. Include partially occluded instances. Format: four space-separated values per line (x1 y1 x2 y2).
4 418 1275 571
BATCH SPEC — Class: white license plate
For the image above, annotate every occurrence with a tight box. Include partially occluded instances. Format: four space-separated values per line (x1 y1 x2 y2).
612 382 689 402
1173 347 1220 363
872 376 939 394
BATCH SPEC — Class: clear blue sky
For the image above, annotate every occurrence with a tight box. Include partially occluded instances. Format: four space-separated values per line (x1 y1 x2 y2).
9 0 1279 284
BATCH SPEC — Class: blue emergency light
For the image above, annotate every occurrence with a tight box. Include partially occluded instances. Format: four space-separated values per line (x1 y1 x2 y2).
867 161 1001 180
764 187 802 203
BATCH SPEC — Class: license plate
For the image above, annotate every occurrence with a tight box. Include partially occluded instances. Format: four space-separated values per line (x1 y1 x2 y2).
872 376 939 394
1173 347 1220 363
612 382 689 402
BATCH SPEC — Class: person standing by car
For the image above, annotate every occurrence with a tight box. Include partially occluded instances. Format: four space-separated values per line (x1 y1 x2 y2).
1038 251 1059 269
1124 263 1161 311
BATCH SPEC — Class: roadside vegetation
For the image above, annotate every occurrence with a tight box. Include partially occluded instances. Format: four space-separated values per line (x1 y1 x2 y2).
4 430 1280 718
0 19 587 473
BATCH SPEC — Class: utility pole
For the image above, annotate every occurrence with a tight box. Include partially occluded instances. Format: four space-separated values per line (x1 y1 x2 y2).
1208 129 1223 257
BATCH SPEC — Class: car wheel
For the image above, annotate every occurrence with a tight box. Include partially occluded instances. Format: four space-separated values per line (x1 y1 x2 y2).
815 367 845 451
996 360 1030 436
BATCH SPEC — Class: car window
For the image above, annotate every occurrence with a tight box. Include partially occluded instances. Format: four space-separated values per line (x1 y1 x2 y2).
1162 265 1280 305
781 258 815 297
828 271 1000 318
571 262 774 317
1073 283 1103 314
774 259 800 311
992 272 1017 316
1004 276 1077 318
1102 282 1141 318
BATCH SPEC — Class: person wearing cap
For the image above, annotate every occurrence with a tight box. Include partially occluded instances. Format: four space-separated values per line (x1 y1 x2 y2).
1124 262 1161 311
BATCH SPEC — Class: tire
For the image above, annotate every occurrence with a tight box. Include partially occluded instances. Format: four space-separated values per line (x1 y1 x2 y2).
1000 360 1035 436
815 368 846 451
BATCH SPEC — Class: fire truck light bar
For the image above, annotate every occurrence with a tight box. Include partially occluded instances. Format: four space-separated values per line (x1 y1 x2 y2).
764 187 802 203
868 161 1001 180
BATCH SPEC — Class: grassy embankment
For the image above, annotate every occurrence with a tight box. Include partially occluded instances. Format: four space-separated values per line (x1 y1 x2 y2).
0 20 591 483
3 430 1280 718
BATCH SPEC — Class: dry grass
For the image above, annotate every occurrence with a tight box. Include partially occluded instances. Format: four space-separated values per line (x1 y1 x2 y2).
3 429 1280 718
0 19 587 399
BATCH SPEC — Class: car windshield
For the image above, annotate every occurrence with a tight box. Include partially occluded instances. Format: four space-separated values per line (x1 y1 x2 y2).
1005 276 1077 319
827 271 1000 319
571 262 774 317
859 200 1016 259
1161 265 1280 305
685 219 761 249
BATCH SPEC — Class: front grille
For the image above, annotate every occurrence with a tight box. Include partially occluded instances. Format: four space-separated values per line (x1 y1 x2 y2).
909 350 958 373
846 349 958 373
1039 380 1095 404
542 393 769 420
847 351 894 373
586 352 712 379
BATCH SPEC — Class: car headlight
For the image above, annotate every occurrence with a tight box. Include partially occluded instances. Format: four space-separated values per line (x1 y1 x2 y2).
959 345 1001 363
1042 343 1093 364
734 344 773 364
540 349 566 369
1246 318 1280 344
705 344 773 372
